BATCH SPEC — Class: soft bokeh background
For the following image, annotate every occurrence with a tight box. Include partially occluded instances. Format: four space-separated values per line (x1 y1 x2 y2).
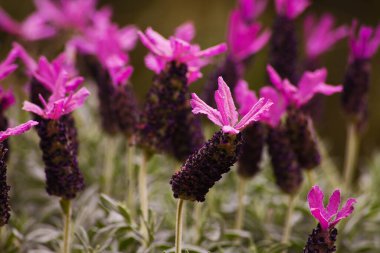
0 0 380 168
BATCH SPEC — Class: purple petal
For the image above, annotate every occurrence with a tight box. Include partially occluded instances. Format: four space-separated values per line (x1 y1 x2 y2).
310 208 330 230
330 198 357 228
190 93 223 127
22 101 45 117
144 54 164 74
117 25 138 51
234 79 258 116
215 77 239 126
234 98 273 131
0 120 38 142
326 189 341 219
259 86 287 127
174 22 195 42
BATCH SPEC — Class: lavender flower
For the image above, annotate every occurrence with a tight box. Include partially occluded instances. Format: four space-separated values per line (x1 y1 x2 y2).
342 22 380 130
0 121 38 226
23 66 89 199
170 77 272 201
260 86 303 194
138 24 227 160
268 65 342 169
304 186 356 252
71 15 139 137
234 80 268 178
270 0 311 82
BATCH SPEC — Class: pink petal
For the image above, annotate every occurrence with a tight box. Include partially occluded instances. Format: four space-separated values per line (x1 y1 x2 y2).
259 86 287 127
215 77 239 126
144 54 164 74
22 101 44 117
0 89 16 111
307 185 325 211
310 208 330 230
117 25 138 51
239 0 267 21
63 87 90 113
330 198 357 228
190 93 223 127
196 43 227 58
12 43 37 73
326 189 341 219
174 22 195 42
0 8 20 35
0 120 38 142
234 79 258 116
234 98 273 131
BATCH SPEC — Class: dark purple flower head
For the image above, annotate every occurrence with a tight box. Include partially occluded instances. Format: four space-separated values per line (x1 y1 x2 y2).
304 14 349 59
349 21 380 62
191 77 273 134
138 24 227 84
0 8 56 41
227 8 271 61
267 65 342 108
275 0 311 19
308 185 356 230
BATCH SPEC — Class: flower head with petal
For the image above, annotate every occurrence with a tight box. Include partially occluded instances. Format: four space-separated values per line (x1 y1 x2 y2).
275 0 311 19
308 185 356 230
138 26 227 84
227 9 271 61
0 8 56 41
23 70 90 120
0 120 38 142
349 20 380 61
69 13 137 86
267 65 342 107
191 76 272 134
304 14 349 59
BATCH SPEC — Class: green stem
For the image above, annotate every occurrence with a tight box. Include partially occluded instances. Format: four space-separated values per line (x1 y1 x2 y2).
193 203 202 244
126 144 136 211
139 153 149 244
306 170 316 188
343 122 360 190
234 177 247 230
281 194 297 252
104 137 117 195
61 199 72 253
175 199 185 253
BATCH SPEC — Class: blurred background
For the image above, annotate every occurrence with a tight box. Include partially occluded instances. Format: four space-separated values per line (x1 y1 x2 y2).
0 0 380 170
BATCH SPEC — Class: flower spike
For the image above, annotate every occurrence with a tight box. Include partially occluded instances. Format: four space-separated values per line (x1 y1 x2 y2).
139 26 227 84
191 76 272 134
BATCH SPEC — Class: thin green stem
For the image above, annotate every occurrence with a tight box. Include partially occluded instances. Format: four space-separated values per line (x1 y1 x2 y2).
104 137 117 195
61 199 72 253
234 177 247 230
175 199 185 253
193 203 202 244
306 170 316 188
281 194 297 252
139 152 149 244
343 122 360 190
126 144 136 211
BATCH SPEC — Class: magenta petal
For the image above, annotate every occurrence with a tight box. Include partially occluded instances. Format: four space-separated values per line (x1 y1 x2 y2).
174 22 195 42
196 43 227 58
190 93 223 127
144 54 163 74
215 77 239 126
310 208 330 230
0 120 38 142
234 79 258 116
330 198 357 228
22 101 44 117
234 98 273 131
259 86 286 127
326 189 341 219
308 185 325 211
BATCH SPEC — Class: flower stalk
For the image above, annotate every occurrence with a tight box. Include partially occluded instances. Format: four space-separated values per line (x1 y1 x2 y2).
60 198 72 253
234 177 247 230
139 152 149 243
175 199 185 253
281 194 298 252
343 122 360 190
126 144 136 211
